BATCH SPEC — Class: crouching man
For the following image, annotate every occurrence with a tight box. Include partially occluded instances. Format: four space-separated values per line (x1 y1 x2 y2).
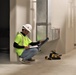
13 24 42 63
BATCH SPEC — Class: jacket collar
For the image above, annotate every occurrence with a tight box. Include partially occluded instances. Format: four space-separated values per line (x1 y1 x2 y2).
21 32 26 36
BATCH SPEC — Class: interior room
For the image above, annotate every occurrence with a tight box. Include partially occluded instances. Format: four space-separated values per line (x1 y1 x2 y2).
0 0 76 75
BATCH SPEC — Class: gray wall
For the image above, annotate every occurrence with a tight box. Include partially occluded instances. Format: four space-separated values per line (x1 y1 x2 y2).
51 0 74 53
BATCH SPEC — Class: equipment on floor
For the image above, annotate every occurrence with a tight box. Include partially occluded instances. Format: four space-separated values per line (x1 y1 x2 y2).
45 51 62 60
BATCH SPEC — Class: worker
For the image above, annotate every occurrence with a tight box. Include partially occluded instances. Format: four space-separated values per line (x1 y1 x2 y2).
13 24 42 63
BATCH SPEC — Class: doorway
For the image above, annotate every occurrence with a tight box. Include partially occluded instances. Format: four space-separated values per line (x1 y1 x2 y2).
0 0 10 63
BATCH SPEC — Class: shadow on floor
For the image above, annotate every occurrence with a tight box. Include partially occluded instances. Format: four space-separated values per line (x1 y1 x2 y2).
0 52 10 64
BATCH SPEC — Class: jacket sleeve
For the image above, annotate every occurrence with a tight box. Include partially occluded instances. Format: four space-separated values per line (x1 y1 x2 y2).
13 42 25 49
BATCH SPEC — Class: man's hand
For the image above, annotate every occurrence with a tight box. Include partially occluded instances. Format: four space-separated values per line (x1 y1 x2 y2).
39 40 44 43
24 46 29 49
40 37 49 44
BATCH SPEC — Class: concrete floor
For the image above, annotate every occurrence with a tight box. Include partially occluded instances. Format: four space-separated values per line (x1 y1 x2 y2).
0 49 76 75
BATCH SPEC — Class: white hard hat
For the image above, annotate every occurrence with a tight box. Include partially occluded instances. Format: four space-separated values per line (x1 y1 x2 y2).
22 24 32 32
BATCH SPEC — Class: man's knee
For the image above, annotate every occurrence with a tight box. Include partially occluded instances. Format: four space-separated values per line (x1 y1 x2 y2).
31 48 38 53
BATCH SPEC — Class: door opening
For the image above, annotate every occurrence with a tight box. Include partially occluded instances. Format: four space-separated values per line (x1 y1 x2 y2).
0 0 10 63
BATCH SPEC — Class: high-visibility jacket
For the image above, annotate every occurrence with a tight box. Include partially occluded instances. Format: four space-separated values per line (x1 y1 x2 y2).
14 33 32 56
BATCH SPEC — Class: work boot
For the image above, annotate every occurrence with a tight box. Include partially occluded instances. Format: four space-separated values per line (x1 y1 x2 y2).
19 58 30 64
27 58 35 61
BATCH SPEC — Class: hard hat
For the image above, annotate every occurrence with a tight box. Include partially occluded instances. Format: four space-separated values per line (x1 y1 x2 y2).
22 24 32 32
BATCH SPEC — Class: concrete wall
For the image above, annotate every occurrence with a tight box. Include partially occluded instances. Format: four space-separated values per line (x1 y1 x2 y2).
65 0 74 52
51 0 74 53
16 0 30 32
10 0 17 62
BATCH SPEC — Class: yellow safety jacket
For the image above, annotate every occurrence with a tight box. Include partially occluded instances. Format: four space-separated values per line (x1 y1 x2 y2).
14 33 32 56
